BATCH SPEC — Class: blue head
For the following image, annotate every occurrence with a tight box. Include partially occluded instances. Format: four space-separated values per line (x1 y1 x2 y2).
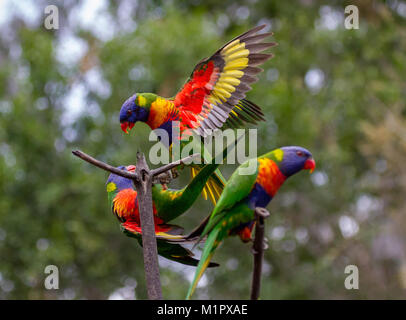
106 165 136 192
119 94 150 134
278 146 315 177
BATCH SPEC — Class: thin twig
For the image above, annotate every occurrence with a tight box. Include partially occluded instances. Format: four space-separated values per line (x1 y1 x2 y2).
150 153 200 177
72 150 199 181
72 150 139 181
250 207 270 300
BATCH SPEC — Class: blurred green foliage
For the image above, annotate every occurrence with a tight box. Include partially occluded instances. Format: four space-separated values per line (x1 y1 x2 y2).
0 0 405 299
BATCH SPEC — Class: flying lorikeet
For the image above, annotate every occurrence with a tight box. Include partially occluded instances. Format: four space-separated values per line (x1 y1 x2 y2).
185 146 316 299
118 24 276 204
105 156 231 266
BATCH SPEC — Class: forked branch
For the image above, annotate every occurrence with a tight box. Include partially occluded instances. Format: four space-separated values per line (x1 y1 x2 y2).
72 149 200 300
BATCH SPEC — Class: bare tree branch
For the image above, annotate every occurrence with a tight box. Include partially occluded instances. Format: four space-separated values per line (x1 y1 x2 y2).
250 207 270 300
133 152 162 300
72 150 199 181
72 150 139 181
150 153 200 177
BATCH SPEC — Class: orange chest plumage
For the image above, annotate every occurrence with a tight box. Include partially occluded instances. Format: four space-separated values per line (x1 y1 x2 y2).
256 158 286 197
112 189 161 224
146 97 178 130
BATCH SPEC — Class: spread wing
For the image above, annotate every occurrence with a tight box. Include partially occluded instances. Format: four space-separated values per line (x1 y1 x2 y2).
173 24 276 136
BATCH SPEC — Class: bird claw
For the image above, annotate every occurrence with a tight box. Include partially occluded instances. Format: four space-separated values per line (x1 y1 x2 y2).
251 238 269 253
263 237 269 250
171 168 179 179
154 167 179 185
255 207 270 219
251 247 259 255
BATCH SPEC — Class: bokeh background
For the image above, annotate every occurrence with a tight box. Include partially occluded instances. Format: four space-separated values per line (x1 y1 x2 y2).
0 0 405 299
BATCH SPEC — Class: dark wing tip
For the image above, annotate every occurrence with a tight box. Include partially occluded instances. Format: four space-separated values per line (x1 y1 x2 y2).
208 261 220 268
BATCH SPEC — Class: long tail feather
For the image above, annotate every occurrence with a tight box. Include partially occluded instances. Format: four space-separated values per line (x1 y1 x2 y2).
193 167 225 205
186 227 222 299
158 242 220 268
123 227 220 268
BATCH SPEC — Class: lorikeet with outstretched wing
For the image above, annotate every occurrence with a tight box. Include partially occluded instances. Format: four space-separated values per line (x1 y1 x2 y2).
119 24 276 204
106 156 232 266
185 146 316 299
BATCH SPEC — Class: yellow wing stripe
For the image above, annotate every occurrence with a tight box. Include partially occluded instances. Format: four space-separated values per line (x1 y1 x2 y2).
216 82 236 93
207 95 223 105
212 90 227 103
206 180 217 205
213 181 223 198
224 43 247 56
191 167 208 200
214 87 232 99
224 58 249 71
225 49 250 62
205 42 249 109
155 232 185 240
221 39 241 54
201 187 208 200
223 70 244 78
203 38 249 112
220 76 241 86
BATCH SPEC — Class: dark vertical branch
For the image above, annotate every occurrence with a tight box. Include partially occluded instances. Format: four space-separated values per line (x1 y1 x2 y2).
250 207 270 300
133 152 163 300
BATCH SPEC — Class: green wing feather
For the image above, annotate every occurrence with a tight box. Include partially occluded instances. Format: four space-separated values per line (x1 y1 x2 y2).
198 158 259 241
153 136 241 222
186 227 221 299
186 202 254 299
189 134 244 205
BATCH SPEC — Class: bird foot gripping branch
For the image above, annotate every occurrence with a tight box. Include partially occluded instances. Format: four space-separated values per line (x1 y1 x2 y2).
255 207 270 219
154 168 179 187
251 207 270 254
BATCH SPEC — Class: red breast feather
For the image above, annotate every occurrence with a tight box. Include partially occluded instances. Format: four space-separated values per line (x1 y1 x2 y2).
256 158 286 197
113 189 161 224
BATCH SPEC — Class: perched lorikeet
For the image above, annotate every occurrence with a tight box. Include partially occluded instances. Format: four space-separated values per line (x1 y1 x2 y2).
185 146 316 299
119 24 276 204
105 157 230 266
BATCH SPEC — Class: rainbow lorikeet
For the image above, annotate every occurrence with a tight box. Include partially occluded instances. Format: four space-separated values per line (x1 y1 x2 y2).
119 24 275 204
106 157 231 266
185 146 316 299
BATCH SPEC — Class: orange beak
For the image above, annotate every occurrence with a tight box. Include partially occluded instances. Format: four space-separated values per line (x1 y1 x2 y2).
304 158 316 173
121 122 135 134
126 165 136 172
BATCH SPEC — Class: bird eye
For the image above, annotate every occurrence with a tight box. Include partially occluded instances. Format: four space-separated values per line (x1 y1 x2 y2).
296 151 304 157
127 109 132 115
